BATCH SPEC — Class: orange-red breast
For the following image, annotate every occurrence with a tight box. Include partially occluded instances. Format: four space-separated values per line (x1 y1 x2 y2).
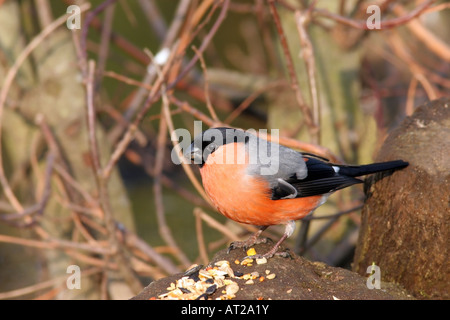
186 127 408 259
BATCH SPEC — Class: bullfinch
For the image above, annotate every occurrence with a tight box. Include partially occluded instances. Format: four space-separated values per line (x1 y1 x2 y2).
186 127 408 259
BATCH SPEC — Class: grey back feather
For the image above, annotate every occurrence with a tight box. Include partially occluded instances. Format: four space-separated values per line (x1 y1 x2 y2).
196 128 307 187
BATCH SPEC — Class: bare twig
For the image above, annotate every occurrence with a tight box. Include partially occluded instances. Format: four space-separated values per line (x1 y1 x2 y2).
267 0 316 139
295 8 321 144
0 267 102 300
0 152 54 224
124 0 191 121
0 3 90 214
313 0 436 30
406 77 419 116
95 3 116 89
295 205 364 255
138 0 166 41
101 40 179 180
154 107 191 268
167 0 230 92
192 45 219 122
85 60 142 293
34 0 53 28
80 0 119 63
0 234 113 255
194 207 240 242
225 80 287 124
121 226 180 275
392 2 450 62
85 61 103 176
195 209 210 265
388 32 438 100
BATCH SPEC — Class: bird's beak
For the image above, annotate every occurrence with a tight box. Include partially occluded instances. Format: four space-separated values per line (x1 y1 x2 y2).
184 143 203 165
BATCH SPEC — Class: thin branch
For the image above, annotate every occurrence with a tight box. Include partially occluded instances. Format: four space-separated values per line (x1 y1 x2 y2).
0 3 90 213
85 60 103 177
392 2 450 62
84 60 143 294
0 152 54 223
121 227 180 275
194 209 210 265
166 0 230 92
313 0 436 30
225 80 287 124
387 32 438 100
267 0 316 138
0 267 101 300
124 0 191 121
103 71 153 90
295 8 321 144
194 207 240 242
95 2 116 89
105 41 180 174
192 45 219 122
406 77 418 116
296 204 363 255
0 234 113 255
302 204 364 221
80 0 119 63
154 94 191 268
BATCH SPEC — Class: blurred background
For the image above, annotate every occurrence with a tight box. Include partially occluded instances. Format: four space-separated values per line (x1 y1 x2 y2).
0 0 449 299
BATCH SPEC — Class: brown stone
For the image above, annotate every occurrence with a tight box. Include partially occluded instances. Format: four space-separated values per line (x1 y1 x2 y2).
133 241 413 300
353 98 450 299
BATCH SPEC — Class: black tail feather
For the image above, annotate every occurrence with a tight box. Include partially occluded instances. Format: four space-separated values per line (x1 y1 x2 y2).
281 156 409 199
337 160 409 177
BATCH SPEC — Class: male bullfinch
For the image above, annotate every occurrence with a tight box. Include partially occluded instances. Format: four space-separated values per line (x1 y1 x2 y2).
186 127 408 259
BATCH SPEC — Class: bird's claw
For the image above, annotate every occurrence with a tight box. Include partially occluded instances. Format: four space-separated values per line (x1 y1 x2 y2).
227 237 271 254
243 249 292 261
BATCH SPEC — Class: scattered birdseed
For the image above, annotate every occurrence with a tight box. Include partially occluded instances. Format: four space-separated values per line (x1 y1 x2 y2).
215 260 229 267
179 287 191 294
240 258 254 266
225 283 239 297
246 248 257 256
157 257 277 300
205 284 217 295
266 273 276 280
256 257 267 264
166 282 176 291
234 270 244 277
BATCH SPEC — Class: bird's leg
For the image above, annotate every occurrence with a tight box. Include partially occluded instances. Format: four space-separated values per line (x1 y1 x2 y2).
227 226 268 253
244 221 295 259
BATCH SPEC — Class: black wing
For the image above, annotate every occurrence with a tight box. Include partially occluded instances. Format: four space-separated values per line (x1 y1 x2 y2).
271 155 362 200
271 155 408 200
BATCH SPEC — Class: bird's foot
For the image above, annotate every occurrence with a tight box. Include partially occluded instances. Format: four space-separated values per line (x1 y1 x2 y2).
227 237 270 254
244 247 292 260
